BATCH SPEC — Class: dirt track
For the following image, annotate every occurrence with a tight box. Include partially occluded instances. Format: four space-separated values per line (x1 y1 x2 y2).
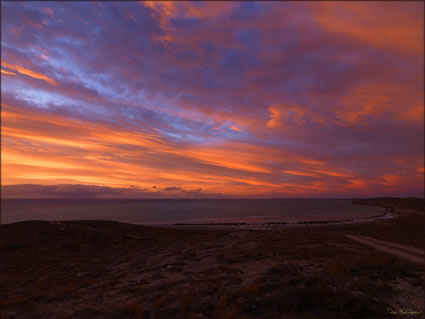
345 234 424 265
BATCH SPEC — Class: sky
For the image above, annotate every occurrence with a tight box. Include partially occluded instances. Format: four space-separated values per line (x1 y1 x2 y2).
1 1 424 198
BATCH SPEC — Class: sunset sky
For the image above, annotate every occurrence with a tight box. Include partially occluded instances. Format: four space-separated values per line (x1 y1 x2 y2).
1 1 424 198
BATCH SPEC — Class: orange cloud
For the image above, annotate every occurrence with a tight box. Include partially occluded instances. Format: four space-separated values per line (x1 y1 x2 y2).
2 62 58 85
313 169 350 178
335 83 424 124
142 2 237 44
301 159 325 166
143 1 235 21
282 167 350 179
267 106 281 129
2 103 281 194
267 105 309 129
1 69 17 76
3 151 86 170
312 2 424 56
380 174 403 186
184 145 272 174
282 170 318 178
182 2 236 19
4 101 329 196
344 179 369 190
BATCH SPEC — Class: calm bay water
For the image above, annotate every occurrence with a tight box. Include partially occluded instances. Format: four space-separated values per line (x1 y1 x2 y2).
1 199 387 225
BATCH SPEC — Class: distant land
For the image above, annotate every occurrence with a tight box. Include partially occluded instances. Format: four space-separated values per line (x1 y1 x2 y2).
2 184 424 199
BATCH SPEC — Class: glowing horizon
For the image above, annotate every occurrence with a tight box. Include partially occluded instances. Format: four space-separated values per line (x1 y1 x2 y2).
1 1 424 198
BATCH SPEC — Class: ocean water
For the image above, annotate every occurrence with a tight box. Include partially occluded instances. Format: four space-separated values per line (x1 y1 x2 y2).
1 198 387 225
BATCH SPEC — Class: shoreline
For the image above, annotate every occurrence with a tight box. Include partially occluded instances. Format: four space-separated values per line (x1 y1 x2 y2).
2 198 396 226
1 209 397 230
161 209 398 230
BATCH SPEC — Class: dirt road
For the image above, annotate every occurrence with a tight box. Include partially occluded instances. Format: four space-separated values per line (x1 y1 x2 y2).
345 234 424 265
